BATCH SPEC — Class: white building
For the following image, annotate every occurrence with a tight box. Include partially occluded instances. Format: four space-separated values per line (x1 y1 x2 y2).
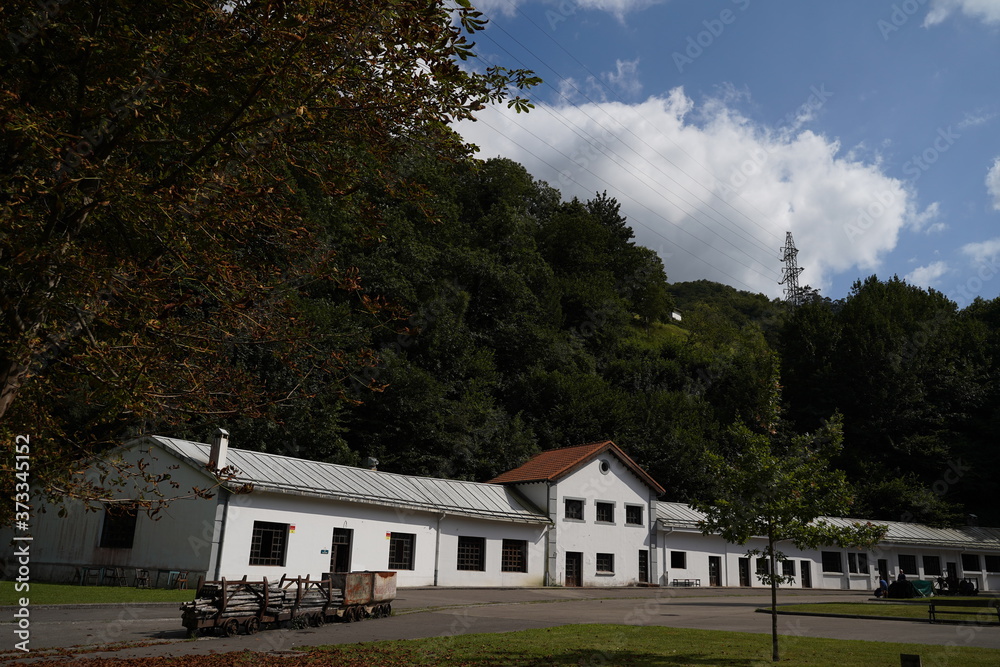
656 502 1000 592
6 431 1000 592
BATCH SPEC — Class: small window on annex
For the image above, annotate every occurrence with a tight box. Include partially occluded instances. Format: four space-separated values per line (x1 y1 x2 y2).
501 539 528 573
625 505 643 526
564 498 584 520
923 555 942 576
99 506 137 549
457 536 486 571
670 551 686 569
782 560 795 578
595 502 614 523
388 532 416 570
596 553 615 574
756 558 770 575
961 554 981 571
847 553 870 574
249 521 288 566
898 554 917 575
985 555 1000 573
821 551 843 573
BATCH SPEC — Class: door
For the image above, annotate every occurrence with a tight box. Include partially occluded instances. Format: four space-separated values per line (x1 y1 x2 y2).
947 562 957 580
638 550 649 584
738 557 751 587
330 528 353 573
878 559 888 582
709 556 722 586
801 560 812 588
566 552 583 587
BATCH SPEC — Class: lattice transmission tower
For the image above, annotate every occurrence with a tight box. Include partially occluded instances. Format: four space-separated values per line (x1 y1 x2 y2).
778 231 804 307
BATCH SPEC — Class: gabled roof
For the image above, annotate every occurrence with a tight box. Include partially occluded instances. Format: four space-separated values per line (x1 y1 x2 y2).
144 436 549 524
656 502 1000 552
487 441 666 494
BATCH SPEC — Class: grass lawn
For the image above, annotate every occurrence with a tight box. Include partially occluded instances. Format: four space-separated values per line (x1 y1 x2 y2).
306 624 1000 666
775 599 1000 625
0 581 196 605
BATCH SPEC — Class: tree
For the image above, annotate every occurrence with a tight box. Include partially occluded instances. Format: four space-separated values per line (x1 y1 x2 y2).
0 1 538 520
693 413 887 662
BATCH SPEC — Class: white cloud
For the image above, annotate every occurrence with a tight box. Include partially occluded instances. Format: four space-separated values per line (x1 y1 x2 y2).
477 0 664 20
910 201 946 233
459 88 920 298
905 261 950 288
924 0 1000 26
602 58 643 98
986 157 1000 210
962 237 1000 264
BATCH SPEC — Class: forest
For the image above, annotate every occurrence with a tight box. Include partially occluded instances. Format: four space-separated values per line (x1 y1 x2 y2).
2 2 997 528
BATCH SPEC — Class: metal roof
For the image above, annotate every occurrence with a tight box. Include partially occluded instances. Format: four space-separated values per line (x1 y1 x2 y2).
656 502 1000 552
147 436 549 524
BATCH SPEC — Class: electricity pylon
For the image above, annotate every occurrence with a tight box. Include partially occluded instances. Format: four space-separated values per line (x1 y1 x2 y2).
779 232 803 307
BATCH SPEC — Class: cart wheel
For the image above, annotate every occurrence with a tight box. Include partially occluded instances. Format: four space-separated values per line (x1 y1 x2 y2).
245 617 260 635
310 612 325 628
376 604 387 618
222 618 240 638
384 603 391 617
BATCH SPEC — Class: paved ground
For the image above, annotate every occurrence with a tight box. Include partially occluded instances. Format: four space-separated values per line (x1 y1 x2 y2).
3 587 999 662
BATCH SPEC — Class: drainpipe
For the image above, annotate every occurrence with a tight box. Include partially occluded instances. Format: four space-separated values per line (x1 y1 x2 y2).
433 513 445 586
660 525 673 584
211 489 230 581
541 524 553 586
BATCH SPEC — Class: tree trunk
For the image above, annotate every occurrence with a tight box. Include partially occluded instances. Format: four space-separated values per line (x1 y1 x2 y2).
0 357 29 422
770 533 779 662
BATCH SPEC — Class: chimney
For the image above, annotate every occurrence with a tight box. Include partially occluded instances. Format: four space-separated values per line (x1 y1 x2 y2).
364 456 379 471
210 428 230 470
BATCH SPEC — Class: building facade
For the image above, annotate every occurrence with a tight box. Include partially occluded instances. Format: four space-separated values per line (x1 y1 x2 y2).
5 432 999 592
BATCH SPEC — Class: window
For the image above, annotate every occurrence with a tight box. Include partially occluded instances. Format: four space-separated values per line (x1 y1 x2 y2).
756 557 770 575
596 553 615 574
625 505 643 526
501 539 528 573
923 555 942 576
782 560 795 578
821 551 843 573
249 521 287 566
670 551 687 569
388 532 415 570
595 502 614 523
99 507 137 549
457 536 485 571
985 555 1000 573
846 553 869 574
962 554 981 571
564 498 584 520
898 554 917 575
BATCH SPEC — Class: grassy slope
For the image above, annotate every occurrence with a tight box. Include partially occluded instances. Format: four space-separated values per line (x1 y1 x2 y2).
1 581 196 605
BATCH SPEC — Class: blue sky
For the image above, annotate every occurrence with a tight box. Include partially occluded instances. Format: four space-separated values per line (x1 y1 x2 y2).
457 0 1000 304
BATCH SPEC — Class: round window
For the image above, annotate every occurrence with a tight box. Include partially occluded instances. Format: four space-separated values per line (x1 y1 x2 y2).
599 459 611 474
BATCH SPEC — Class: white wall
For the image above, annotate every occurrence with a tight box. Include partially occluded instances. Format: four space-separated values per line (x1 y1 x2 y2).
549 456 655 587
215 490 548 587
0 441 216 584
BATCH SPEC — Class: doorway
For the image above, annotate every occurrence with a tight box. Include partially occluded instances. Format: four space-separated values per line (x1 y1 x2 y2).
638 550 649 584
330 527 353 573
878 558 888 582
801 560 812 588
566 552 583 587
709 556 722 586
738 557 751 587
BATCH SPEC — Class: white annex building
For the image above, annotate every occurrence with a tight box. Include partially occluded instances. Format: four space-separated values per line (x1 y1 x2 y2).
7 431 1000 592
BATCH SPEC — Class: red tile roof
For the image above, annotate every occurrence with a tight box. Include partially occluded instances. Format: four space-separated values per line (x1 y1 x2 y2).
488 440 665 494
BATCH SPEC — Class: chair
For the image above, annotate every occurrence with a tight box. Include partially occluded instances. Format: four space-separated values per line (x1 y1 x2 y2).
174 570 189 589
134 568 151 589
79 566 101 586
104 567 128 587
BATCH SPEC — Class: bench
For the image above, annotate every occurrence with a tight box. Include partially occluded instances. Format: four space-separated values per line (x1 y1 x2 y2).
671 578 701 587
928 598 1000 623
